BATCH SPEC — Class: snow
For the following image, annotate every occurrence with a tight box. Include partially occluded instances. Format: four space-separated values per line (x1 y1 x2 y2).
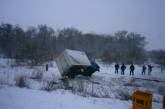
66 49 91 65
0 86 162 109
0 58 164 109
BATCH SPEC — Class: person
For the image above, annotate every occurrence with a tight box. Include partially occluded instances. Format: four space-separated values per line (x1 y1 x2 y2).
115 63 119 74
142 64 146 75
121 63 126 75
90 60 100 72
148 64 153 75
130 64 135 75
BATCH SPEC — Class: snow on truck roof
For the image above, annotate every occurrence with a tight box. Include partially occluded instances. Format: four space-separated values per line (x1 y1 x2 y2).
65 49 91 66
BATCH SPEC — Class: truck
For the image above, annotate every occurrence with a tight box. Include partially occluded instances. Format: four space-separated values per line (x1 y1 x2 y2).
56 49 100 78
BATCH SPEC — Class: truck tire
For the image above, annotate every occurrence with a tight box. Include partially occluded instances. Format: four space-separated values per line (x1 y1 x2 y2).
68 73 75 79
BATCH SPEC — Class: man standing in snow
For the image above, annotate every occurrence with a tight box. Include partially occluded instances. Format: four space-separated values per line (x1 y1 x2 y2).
148 64 153 75
121 63 126 75
142 64 146 75
115 63 119 74
130 64 135 75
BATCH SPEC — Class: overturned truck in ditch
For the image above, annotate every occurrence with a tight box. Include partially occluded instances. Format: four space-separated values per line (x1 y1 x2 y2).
56 49 100 78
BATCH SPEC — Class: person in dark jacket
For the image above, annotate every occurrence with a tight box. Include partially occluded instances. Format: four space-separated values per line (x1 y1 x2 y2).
148 64 153 75
130 64 135 75
121 63 126 75
142 64 146 75
115 63 119 74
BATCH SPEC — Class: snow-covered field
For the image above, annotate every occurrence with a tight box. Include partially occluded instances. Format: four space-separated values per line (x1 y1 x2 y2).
0 58 164 109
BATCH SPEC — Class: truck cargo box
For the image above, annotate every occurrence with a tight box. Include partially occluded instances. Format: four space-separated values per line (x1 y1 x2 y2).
56 49 91 75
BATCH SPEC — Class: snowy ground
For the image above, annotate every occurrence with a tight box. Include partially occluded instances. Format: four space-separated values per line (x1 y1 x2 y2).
0 86 133 109
0 58 164 109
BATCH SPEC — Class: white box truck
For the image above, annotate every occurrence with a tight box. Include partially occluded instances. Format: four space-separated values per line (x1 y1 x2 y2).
56 49 100 78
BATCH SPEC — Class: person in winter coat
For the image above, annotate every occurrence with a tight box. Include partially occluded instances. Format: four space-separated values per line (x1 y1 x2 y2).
121 63 126 75
130 64 135 75
148 64 153 75
142 64 146 75
115 63 119 74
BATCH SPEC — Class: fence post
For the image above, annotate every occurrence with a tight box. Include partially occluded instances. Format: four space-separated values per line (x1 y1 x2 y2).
163 96 165 109
46 64 48 71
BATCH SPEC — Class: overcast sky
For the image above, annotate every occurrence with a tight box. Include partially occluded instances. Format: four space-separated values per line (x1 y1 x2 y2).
0 0 165 50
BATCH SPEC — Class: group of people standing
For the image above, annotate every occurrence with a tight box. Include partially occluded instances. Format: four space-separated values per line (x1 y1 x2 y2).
114 63 153 76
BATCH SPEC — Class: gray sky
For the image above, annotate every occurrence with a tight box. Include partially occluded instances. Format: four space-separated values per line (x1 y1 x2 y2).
0 0 165 50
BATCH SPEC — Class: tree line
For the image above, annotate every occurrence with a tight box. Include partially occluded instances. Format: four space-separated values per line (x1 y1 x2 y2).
0 23 164 66
149 50 165 72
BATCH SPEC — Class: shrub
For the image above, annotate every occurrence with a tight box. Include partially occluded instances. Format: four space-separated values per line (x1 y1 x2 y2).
41 81 54 91
157 86 165 95
31 70 43 80
118 90 131 100
15 76 27 88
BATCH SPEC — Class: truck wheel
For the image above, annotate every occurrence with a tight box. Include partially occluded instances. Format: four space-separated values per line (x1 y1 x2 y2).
68 73 75 79
87 73 92 77
83 73 92 77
